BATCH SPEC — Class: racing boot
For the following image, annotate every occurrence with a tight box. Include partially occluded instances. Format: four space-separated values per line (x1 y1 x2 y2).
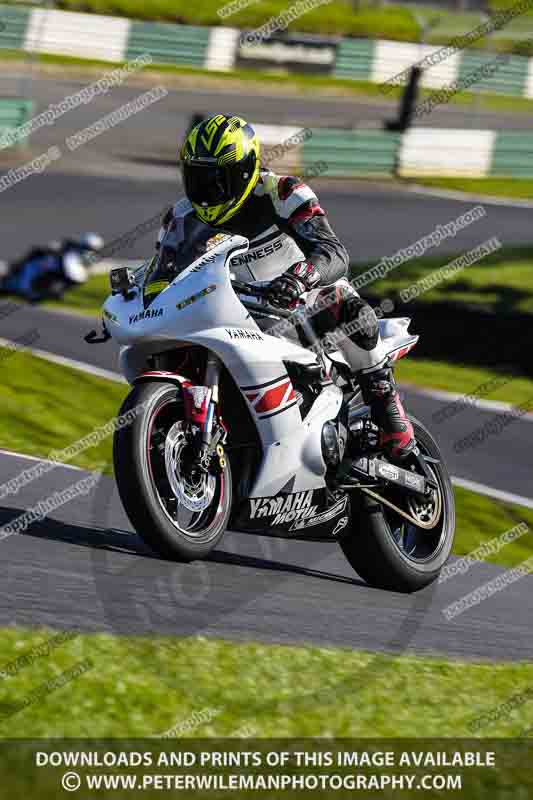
358 366 415 461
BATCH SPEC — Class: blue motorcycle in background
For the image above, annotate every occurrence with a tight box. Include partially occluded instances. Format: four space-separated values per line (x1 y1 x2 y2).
0 232 104 302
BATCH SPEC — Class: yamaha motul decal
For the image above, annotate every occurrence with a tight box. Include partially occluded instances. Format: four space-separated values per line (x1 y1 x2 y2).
289 494 348 532
242 375 298 419
249 490 316 526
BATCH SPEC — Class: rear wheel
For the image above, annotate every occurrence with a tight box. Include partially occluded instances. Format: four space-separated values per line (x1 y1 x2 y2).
113 381 232 561
340 415 455 592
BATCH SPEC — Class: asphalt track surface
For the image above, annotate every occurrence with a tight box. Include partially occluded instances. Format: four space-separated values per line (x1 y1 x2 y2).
0 72 531 660
2 168 533 265
1 451 532 661
4 71 533 148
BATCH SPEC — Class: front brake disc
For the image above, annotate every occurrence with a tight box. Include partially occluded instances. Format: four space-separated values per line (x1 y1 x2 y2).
164 422 215 513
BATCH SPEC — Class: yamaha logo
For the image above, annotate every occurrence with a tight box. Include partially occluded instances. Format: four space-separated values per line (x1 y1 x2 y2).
129 308 163 325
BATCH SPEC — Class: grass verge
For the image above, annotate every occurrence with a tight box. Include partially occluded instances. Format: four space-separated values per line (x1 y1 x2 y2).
450 484 533 567
0 627 532 737
20 0 533 54
354 246 533 317
0 347 125 472
30 1 422 40
45 273 111 317
413 177 533 201
396 357 533 409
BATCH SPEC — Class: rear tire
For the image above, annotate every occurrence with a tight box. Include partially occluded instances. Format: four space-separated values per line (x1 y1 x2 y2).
340 415 455 592
113 381 232 561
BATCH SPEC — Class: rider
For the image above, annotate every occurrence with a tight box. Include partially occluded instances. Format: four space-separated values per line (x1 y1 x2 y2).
0 233 104 302
157 115 414 461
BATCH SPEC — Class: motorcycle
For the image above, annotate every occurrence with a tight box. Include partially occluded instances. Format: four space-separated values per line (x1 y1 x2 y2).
86 231 455 593
0 233 104 302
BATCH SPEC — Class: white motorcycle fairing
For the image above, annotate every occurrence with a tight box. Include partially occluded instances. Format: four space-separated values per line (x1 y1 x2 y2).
103 234 419 537
103 235 342 499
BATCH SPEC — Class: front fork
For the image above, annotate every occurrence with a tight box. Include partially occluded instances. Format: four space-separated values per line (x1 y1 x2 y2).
182 353 227 473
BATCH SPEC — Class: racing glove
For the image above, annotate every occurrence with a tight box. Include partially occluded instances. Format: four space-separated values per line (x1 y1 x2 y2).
266 261 321 309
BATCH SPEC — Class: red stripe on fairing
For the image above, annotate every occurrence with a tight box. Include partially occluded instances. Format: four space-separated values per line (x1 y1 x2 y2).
391 342 417 361
255 381 291 413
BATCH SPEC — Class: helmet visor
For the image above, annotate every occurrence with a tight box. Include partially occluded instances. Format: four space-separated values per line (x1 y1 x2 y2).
183 162 233 207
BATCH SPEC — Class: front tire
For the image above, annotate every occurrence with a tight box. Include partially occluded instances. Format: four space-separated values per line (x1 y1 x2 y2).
340 415 455 592
113 381 232 561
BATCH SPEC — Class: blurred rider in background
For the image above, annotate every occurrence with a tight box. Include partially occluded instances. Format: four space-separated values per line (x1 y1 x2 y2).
0 232 104 302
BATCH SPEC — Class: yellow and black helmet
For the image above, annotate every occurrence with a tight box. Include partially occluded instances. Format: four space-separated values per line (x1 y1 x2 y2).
180 115 260 226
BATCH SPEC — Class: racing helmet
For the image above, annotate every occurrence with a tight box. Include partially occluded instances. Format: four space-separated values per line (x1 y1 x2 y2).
76 232 104 253
180 115 260 226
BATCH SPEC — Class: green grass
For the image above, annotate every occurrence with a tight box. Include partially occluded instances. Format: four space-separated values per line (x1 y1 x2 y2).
8 0 533 54
448 485 533 568
355 246 533 316
0 627 532 738
414 177 533 200
32 0 422 40
396 357 533 409
45 273 110 316
0 346 125 472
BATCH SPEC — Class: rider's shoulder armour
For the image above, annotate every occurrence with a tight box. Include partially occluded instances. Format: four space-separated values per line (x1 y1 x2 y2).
254 169 319 222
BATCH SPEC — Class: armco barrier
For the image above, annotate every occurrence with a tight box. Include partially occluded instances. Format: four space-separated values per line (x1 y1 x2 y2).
1 4 533 98
491 131 533 177
397 128 496 178
397 127 533 178
0 3 30 51
303 129 400 177
125 21 209 68
331 38 374 82
457 51 529 96
24 8 130 63
302 126 533 179
0 98 34 149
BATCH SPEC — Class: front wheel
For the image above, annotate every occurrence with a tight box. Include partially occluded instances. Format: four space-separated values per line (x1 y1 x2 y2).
113 381 232 561
340 415 455 593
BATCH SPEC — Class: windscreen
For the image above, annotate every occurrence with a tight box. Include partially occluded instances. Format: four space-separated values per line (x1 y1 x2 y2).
143 219 217 302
